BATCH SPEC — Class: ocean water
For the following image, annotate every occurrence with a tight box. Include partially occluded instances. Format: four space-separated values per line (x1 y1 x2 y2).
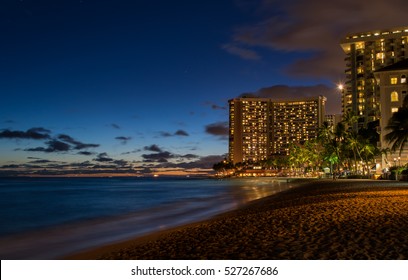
0 177 295 259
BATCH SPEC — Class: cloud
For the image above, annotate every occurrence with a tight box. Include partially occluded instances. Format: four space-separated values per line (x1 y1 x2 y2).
0 157 137 176
70 161 94 168
121 149 141 155
246 84 342 114
94 152 114 162
141 144 200 163
0 127 51 140
160 131 173 137
156 155 226 170
227 0 408 79
0 128 99 155
57 134 99 150
47 141 70 152
142 151 174 162
205 102 227 110
24 133 100 154
91 164 120 169
111 123 121 129
188 155 226 169
0 164 21 169
180 154 200 159
26 140 71 153
113 159 129 166
174 130 189 136
28 159 56 164
78 151 95 156
222 43 261 60
205 122 229 139
115 136 132 144
159 130 189 137
144 144 163 153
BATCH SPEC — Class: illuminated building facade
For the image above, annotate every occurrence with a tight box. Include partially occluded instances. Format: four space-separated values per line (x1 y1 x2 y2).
340 26 408 129
324 114 342 131
228 96 326 164
374 59 408 169
228 97 270 164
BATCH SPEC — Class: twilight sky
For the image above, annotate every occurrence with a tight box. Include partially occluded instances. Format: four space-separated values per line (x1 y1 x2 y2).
1 0 407 176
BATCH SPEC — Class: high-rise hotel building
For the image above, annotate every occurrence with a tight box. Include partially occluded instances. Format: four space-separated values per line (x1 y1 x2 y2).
340 26 408 129
229 97 269 165
229 96 326 164
374 59 408 168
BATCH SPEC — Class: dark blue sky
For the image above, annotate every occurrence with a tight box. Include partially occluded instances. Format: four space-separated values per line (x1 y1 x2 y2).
1 0 407 175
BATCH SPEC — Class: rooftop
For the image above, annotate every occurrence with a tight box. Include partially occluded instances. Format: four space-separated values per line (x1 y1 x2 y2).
342 26 408 42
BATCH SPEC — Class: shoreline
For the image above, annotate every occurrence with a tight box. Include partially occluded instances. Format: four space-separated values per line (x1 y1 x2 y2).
66 179 408 260
1 177 301 260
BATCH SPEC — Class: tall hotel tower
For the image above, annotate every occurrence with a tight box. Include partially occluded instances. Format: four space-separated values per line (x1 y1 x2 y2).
340 26 408 129
374 59 408 168
229 96 326 164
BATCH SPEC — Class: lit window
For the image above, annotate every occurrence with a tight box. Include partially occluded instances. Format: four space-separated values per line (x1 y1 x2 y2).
391 77 398 84
402 75 407 83
391 91 399 102
376 52 385 60
392 108 399 113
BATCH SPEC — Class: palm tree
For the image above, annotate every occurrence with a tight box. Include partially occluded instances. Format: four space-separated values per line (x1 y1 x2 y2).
304 139 323 173
288 143 304 175
317 121 345 176
385 96 408 155
359 139 378 175
317 121 333 143
342 111 359 132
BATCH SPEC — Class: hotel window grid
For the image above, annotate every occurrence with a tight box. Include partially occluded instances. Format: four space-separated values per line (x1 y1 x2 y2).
373 57 408 170
228 96 326 164
340 26 408 129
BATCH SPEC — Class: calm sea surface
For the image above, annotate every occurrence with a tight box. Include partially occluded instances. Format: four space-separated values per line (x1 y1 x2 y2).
0 177 296 259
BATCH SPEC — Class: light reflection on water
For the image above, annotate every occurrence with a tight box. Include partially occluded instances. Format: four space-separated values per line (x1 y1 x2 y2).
0 177 297 259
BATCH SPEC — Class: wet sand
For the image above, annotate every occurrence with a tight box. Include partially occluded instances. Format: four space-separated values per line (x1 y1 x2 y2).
67 179 408 260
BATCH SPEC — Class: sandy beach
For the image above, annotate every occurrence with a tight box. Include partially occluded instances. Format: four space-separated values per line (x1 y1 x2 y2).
67 179 408 260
